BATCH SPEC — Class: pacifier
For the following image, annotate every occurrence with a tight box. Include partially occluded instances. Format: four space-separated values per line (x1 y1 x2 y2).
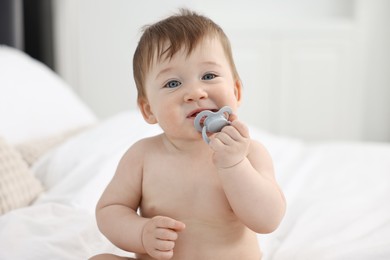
194 106 233 144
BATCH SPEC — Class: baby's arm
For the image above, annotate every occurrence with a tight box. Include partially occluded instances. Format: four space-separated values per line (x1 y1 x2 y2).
95 141 184 259
209 117 286 233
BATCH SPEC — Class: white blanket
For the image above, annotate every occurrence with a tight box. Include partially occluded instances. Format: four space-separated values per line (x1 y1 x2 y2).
1 111 390 259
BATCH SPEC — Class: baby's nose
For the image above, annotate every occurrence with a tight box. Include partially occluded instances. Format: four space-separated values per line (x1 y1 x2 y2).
184 87 208 102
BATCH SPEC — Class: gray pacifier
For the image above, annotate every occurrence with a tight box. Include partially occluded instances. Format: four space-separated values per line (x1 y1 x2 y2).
194 106 233 144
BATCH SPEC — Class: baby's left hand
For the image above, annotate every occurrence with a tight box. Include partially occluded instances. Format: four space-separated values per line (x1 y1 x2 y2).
209 115 250 169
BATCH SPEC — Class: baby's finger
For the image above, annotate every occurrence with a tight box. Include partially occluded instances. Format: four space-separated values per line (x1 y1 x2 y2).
221 125 242 142
155 216 186 231
155 227 179 241
214 132 233 145
156 239 175 251
209 135 225 150
230 120 250 138
228 113 238 122
150 249 174 260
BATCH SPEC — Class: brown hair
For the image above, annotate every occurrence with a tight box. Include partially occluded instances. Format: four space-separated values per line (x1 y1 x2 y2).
133 8 240 102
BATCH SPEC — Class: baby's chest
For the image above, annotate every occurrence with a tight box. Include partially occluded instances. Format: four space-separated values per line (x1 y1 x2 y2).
140 160 232 219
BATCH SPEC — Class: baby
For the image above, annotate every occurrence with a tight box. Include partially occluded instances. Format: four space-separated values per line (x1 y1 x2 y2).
92 8 286 260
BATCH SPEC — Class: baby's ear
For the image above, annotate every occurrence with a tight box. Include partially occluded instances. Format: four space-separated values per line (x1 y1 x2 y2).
234 79 243 105
138 98 157 124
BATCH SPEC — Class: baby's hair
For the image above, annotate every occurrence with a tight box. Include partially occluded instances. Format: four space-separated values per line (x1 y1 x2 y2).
133 8 239 102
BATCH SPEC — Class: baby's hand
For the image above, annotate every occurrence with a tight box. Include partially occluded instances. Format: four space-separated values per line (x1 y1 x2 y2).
209 115 250 169
142 216 186 259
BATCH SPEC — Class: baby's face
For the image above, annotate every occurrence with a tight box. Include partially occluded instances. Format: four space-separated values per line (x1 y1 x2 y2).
140 36 241 142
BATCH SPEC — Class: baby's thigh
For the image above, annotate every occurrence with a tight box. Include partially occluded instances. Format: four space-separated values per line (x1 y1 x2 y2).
89 253 135 260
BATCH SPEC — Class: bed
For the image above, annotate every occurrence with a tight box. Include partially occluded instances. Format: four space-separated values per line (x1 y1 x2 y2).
1 46 390 259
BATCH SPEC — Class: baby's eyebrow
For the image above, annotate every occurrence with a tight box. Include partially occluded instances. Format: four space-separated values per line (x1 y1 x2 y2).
154 61 222 80
201 61 222 68
155 67 175 80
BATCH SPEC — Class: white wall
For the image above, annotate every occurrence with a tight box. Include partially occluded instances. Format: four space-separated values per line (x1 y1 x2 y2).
52 0 390 142
356 0 390 141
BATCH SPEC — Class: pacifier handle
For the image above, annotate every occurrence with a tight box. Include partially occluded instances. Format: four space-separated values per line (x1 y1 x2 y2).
194 106 232 144
194 110 212 132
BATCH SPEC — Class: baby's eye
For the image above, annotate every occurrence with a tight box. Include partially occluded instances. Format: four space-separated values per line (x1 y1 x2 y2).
202 73 217 81
164 80 181 89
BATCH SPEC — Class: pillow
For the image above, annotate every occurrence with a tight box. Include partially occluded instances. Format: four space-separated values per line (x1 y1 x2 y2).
0 45 97 144
0 137 44 214
15 126 90 167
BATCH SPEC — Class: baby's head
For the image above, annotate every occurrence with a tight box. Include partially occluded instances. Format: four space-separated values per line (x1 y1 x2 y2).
133 8 240 105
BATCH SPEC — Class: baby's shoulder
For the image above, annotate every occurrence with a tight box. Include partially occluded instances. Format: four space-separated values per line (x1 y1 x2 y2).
118 134 163 168
125 134 164 155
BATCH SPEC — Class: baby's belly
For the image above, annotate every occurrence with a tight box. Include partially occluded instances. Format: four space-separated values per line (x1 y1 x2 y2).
137 218 262 260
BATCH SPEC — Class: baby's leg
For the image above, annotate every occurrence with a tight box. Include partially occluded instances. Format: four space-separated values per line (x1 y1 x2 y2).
89 253 135 260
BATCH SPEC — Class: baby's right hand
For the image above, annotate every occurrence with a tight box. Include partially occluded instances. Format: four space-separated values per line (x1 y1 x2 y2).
141 216 186 259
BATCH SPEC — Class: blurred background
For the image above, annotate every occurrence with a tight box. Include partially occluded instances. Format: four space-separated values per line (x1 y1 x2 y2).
2 0 390 142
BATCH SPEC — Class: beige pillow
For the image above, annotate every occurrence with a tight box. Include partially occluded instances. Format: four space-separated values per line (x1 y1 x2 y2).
15 126 90 167
0 138 44 214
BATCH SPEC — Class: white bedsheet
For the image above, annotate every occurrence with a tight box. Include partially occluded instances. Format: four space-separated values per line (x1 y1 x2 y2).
1 110 390 259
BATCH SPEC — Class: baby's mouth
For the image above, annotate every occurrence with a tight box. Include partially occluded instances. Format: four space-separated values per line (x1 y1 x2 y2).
188 108 218 119
188 109 220 128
